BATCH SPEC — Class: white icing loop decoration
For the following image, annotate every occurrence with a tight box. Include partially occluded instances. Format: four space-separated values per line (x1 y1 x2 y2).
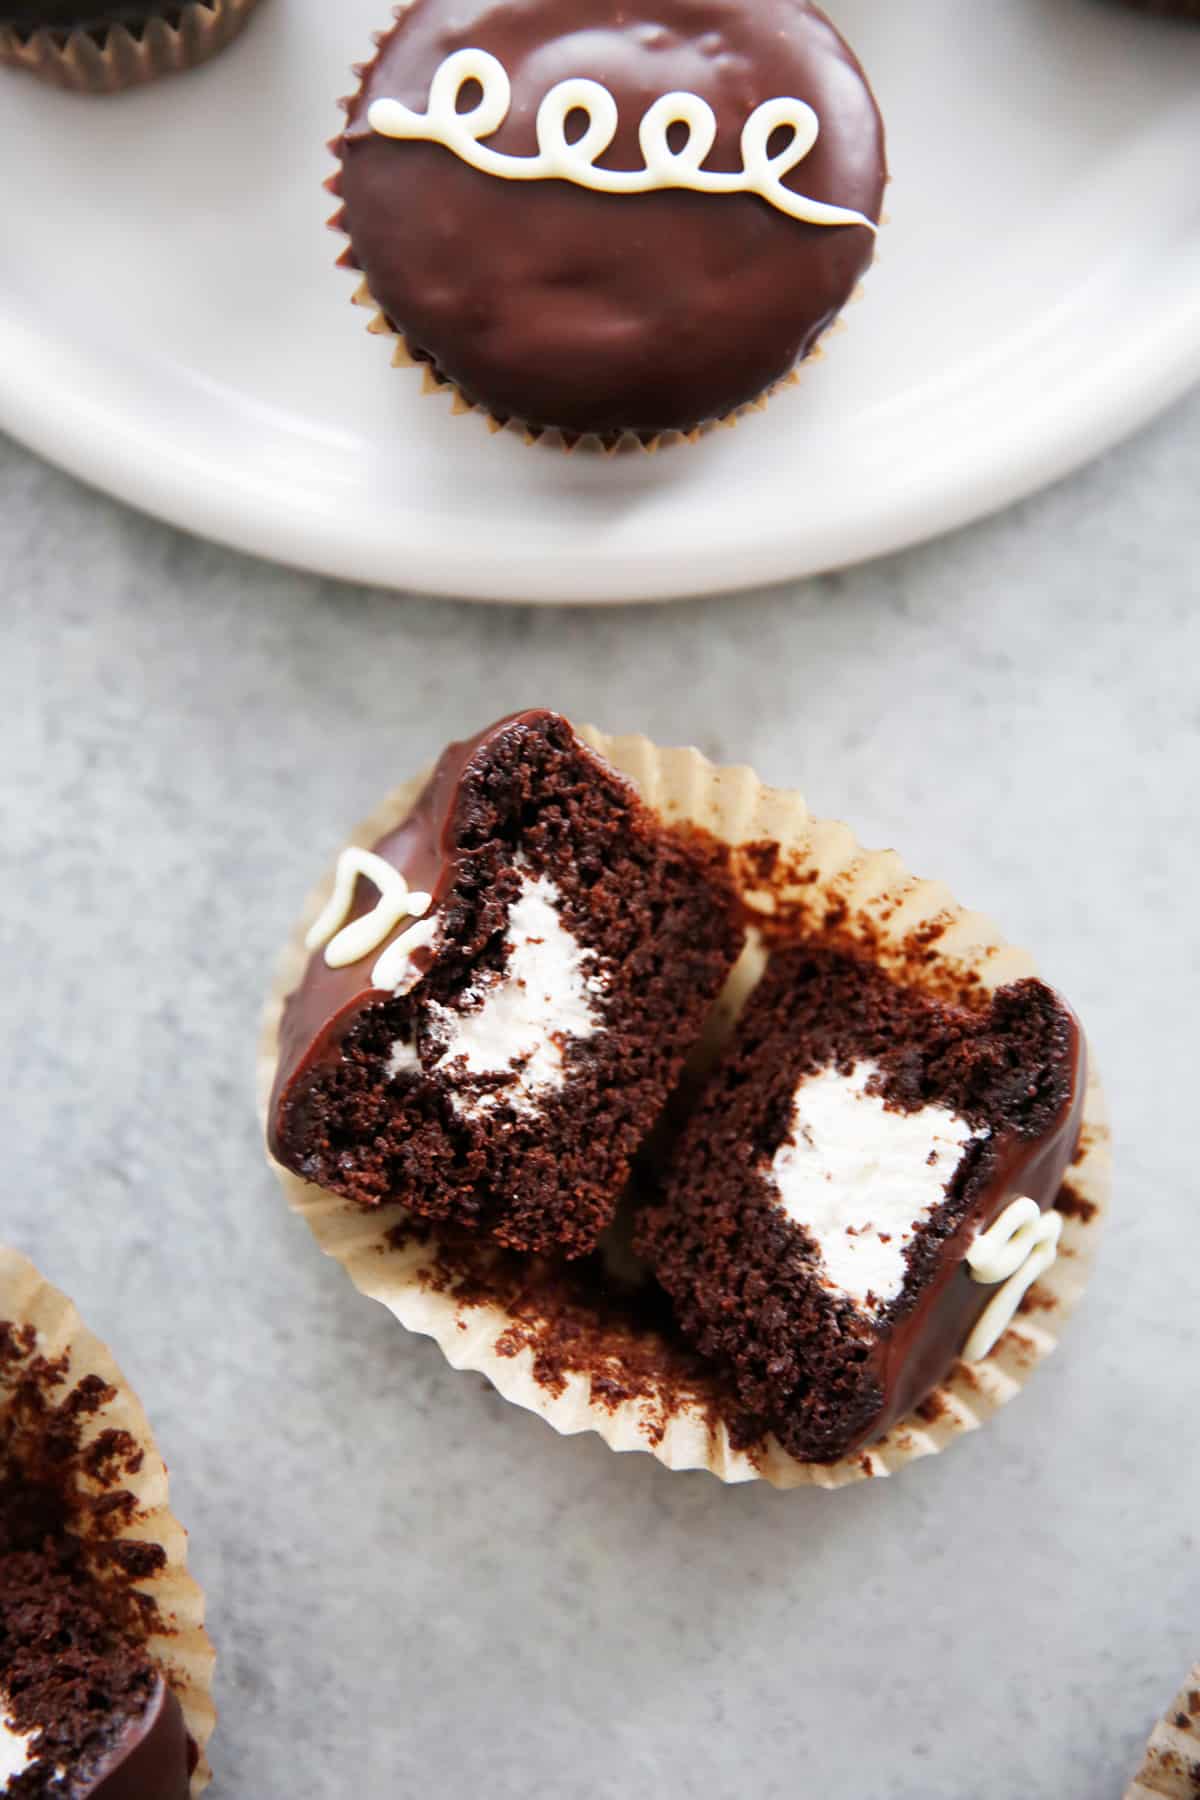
305 847 432 972
367 48 876 231
965 1196 1044 1285
371 913 440 995
962 1199 1064 1364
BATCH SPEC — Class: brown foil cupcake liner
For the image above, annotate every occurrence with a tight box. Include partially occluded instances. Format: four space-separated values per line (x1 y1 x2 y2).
0 1246 216 1791
0 0 260 94
1127 1665 1200 1798
259 730 1110 1489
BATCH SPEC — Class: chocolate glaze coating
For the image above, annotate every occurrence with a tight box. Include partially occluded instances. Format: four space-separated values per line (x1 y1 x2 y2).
336 0 886 438
87 1676 192 1800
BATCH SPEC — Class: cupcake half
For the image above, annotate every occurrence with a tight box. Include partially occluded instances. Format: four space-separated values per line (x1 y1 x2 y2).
268 710 744 1256
262 722 1109 1487
637 945 1085 1463
330 0 887 446
0 0 261 93
0 1247 214 1794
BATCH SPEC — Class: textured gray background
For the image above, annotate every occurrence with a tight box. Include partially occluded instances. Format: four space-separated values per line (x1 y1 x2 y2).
2 394 1198 1799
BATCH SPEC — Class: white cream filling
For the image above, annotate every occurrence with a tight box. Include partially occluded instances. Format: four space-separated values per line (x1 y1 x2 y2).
388 871 606 1117
769 1062 985 1314
0 1704 36 1787
384 1037 421 1079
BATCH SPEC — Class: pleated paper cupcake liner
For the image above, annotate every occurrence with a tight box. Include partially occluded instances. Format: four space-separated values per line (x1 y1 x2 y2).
259 727 1110 1490
0 0 260 94
0 1246 216 1791
1127 1665 1200 1798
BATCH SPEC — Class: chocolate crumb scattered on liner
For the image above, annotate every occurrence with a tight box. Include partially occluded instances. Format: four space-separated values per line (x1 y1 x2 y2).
0 1246 215 1791
259 728 1110 1489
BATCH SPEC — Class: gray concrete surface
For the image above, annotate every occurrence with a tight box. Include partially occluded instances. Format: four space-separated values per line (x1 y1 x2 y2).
2 395 1198 1799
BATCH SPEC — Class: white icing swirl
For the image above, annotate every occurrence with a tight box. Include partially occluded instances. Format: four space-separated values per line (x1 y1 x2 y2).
305 847 432 974
371 912 440 995
367 48 877 230
962 1198 1063 1363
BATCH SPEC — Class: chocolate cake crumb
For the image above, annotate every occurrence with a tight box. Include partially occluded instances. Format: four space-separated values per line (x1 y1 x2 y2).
1056 1183 1098 1224
387 1210 738 1446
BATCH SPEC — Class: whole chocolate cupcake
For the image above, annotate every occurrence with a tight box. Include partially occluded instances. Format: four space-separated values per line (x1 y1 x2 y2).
332 0 887 445
0 0 262 93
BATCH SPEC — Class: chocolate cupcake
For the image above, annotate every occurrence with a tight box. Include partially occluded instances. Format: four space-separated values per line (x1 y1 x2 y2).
261 725 1110 1489
331 0 887 446
0 1248 214 1794
0 0 262 93
268 710 743 1256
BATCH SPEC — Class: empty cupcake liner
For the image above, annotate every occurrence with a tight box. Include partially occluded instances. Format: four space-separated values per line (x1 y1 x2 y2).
258 729 1111 1490
1127 1666 1200 1798
0 1246 215 1792
0 0 260 94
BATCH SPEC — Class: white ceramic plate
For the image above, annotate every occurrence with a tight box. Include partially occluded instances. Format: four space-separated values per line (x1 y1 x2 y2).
1 0 1198 604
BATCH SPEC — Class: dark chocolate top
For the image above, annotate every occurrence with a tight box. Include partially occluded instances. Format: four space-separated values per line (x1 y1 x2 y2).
336 0 886 438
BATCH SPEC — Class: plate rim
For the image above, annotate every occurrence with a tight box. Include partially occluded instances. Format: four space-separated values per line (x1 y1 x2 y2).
3 27 1200 606
3 287 1197 605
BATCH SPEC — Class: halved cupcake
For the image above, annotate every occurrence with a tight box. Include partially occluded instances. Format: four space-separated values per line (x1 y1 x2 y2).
268 710 743 1256
636 944 1085 1462
261 726 1110 1488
